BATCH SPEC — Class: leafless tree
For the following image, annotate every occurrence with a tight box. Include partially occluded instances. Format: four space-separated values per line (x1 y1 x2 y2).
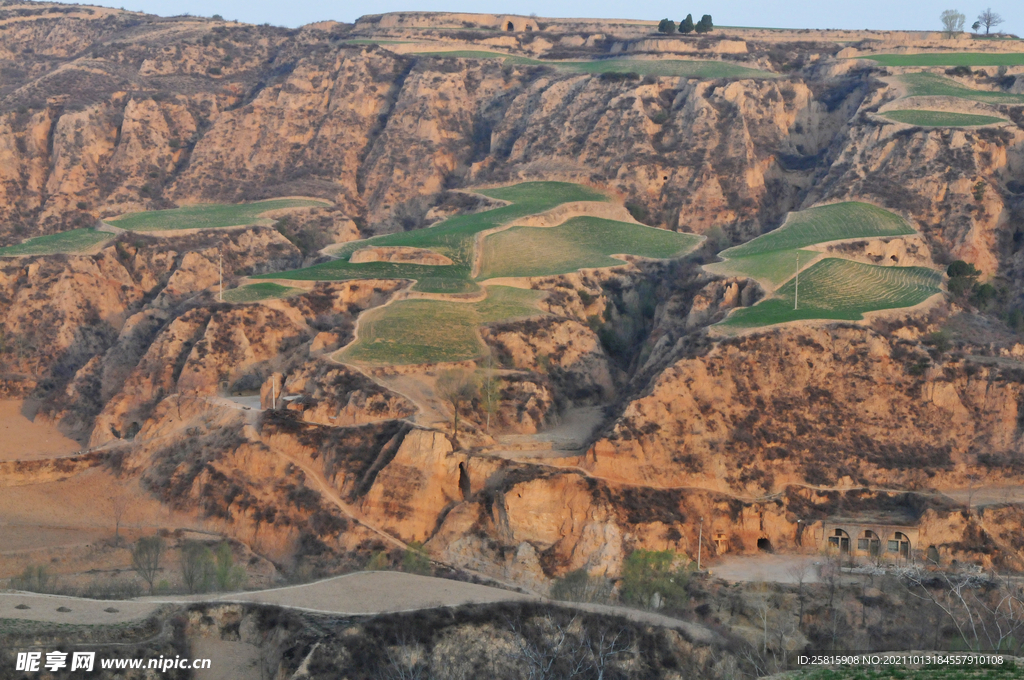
375 634 430 680
749 580 772 654
581 626 637 680
435 369 477 446
131 535 164 594
941 9 966 38
479 353 502 433
786 562 811 626
899 565 1024 653
108 487 136 547
820 547 842 608
977 8 1004 34
504 613 591 679
966 473 981 515
179 540 213 594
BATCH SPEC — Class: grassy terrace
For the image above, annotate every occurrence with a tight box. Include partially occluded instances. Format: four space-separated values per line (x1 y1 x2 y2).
415 51 773 78
705 248 822 288
862 52 1024 67
341 286 543 364
708 201 942 327
897 72 1024 104
478 216 702 279
0 228 110 256
722 259 942 326
881 109 1006 127
108 198 329 232
221 282 302 302
259 182 608 294
720 202 915 259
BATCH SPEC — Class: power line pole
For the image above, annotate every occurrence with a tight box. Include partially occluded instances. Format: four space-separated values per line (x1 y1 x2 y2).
218 250 223 302
794 252 800 311
697 516 704 571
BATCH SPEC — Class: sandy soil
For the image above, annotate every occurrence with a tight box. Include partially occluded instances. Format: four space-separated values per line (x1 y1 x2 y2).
709 554 822 584
192 638 264 680
206 570 536 614
0 399 81 460
0 591 161 624
0 467 204 579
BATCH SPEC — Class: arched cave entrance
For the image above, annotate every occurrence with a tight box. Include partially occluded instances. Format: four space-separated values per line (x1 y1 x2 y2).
889 532 911 559
756 537 773 553
506 21 515 31
458 462 471 500
828 528 851 554
859 530 881 557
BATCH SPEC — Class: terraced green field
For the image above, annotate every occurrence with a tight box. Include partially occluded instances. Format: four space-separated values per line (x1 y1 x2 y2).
720 202 914 261
723 259 942 327
704 248 821 287
108 198 329 232
862 52 1024 67
342 286 543 364
478 217 702 279
222 282 302 302
415 51 772 78
882 109 1006 127
261 182 608 294
0 229 111 256
897 72 1024 104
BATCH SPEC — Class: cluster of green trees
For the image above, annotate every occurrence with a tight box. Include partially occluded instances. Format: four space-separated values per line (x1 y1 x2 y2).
946 260 996 308
657 14 714 35
130 536 247 594
550 549 692 611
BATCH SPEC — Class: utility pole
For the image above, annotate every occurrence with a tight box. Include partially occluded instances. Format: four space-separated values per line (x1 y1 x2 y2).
218 250 223 302
794 252 800 311
697 516 704 571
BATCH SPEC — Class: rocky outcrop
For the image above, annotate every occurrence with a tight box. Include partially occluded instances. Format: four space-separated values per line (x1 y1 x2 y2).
276 359 416 426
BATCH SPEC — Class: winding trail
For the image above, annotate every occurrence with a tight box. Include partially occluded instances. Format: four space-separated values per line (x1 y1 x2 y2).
0 572 717 644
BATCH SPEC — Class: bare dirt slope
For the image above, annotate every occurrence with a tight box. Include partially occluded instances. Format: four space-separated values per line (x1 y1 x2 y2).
0 400 80 460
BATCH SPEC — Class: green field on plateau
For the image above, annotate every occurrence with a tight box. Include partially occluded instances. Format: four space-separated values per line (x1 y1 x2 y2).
478 216 702 279
261 182 608 294
881 109 1006 127
862 52 1024 67
0 229 111 257
705 248 821 287
341 286 542 364
897 72 1024 104
723 259 942 327
720 202 915 260
221 282 302 302
109 198 329 232
415 51 772 78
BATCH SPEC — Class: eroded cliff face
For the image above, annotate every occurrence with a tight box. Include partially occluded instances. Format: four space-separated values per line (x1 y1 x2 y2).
586 325 1024 494
6 6 1024 590
0 7 864 244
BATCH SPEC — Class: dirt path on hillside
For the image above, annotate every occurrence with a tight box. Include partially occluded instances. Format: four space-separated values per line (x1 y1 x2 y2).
0 571 716 643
